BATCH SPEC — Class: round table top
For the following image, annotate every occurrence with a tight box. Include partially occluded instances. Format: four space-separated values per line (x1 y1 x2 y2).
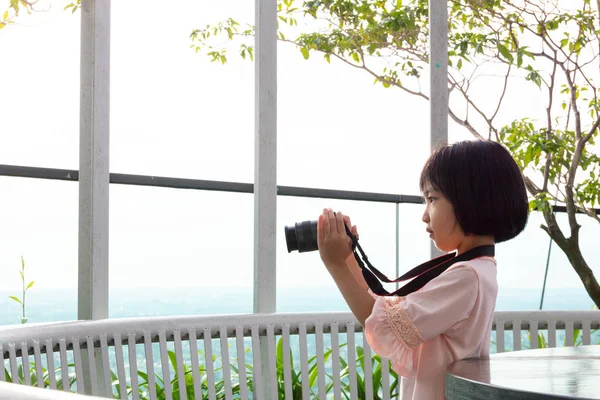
446 345 600 400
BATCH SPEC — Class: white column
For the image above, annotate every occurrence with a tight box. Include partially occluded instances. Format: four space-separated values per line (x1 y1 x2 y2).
78 0 111 395
429 0 448 258
253 0 277 314
78 0 110 321
254 1 277 398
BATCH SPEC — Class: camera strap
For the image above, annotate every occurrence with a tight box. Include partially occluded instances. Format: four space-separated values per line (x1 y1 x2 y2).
344 224 494 296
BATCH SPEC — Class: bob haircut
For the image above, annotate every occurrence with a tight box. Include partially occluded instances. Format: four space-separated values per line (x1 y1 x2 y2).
419 140 529 243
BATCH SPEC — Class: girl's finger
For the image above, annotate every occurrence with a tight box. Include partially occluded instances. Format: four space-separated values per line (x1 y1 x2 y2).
335 211 345 234
317 214 325 245
343 215 351 227
323 209 331 235
351 225 359 239
327 209 336 234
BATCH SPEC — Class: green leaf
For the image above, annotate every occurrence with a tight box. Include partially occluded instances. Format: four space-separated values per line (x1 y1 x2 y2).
9 296 22 305
26 281 34 291
300 47 309 60
497 44 513 63
3 10 8 21
0 22 5 29
538 332 548 348
10 0 19 15
457 58 463 70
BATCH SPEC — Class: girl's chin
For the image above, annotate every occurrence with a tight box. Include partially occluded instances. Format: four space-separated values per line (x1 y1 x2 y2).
431 240 453 253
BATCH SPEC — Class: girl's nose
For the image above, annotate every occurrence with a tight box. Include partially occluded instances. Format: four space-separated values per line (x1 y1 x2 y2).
422 207 429 223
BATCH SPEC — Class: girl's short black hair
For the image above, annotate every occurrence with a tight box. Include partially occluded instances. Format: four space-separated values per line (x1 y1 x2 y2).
419 140 529 243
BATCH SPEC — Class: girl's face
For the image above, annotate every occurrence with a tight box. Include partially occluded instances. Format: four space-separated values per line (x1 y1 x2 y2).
421 182 465 253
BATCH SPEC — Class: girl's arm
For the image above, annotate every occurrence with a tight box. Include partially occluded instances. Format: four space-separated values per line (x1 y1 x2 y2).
346 254 370 292
325 260 375 327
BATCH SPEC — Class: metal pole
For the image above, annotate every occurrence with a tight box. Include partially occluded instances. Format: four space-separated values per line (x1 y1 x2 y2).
429 0 448 258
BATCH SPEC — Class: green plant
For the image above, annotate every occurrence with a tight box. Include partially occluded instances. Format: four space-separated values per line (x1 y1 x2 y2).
340 345 399 400
3 338 398 400
8 256 34 324
4 361 76 391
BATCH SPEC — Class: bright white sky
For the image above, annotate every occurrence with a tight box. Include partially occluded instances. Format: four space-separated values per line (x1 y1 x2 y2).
0 0 598 298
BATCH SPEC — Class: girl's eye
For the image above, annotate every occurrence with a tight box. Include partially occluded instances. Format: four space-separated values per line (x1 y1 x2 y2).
428 197 436 203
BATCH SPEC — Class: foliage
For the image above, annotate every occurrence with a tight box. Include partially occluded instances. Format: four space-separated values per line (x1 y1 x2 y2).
63 0 80 14
1 0 46 29
0 0 79 29
2 338 399 399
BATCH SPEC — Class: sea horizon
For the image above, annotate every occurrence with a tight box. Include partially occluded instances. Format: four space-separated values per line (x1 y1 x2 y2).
0 285 595 326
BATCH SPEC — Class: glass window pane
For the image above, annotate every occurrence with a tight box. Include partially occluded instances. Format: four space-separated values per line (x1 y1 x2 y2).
0 9 80 169
277 39 430 194
110 1 254 182
0 177 78 325
109 185 253 317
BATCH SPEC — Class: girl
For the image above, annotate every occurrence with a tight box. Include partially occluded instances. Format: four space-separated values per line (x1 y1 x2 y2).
317 140 529 400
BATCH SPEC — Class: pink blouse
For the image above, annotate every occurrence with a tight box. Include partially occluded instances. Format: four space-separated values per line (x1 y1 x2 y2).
364 257 498 400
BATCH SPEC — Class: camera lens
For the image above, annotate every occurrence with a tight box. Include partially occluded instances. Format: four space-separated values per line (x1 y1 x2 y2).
284 220 318 253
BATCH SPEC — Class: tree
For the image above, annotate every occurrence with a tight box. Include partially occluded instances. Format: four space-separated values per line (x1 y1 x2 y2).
0 0 78 29
1 0 39 28
191 0 600 307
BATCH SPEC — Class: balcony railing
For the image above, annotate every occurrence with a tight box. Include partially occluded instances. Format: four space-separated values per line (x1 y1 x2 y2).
2 310 599 399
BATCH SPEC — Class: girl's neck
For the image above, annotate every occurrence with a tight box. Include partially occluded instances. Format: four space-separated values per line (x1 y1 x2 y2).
456 235 495 256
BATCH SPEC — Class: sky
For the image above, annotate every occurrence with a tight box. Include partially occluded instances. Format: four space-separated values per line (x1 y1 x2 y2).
0 0 599 301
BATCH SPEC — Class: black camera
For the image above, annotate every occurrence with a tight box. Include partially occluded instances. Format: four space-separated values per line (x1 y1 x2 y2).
284 220 318 253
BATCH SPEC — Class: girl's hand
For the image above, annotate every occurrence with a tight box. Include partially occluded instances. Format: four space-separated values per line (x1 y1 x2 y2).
317 209 358 270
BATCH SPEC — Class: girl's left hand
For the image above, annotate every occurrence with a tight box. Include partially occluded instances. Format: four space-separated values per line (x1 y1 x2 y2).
317 209 357 269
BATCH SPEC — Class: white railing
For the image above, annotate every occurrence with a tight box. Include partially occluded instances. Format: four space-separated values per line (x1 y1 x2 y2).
1 311 599 400
0 381 106 399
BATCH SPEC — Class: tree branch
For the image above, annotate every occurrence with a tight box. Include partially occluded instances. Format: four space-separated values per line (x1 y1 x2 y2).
490 63 511 123
447 74 498 140
584 115 600 144
543 50 558 193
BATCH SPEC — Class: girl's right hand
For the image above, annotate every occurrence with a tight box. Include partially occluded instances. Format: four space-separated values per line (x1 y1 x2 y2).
317 209 358 270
